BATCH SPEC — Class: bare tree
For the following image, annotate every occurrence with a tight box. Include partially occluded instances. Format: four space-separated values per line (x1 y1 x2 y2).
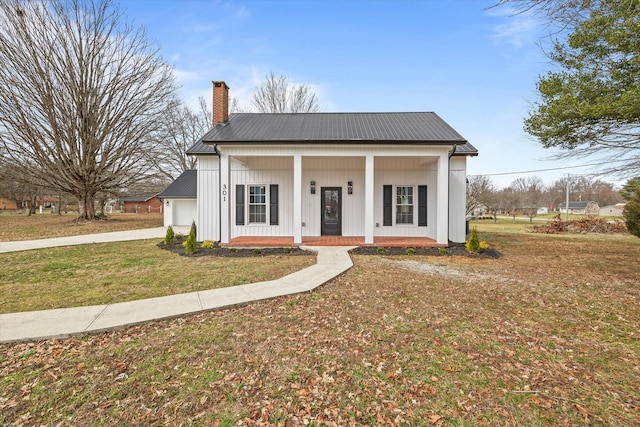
466 175 497 217
0 0 177 220
511 176 546 223
251 72 320 113
492 0 594 28
547 175 623 209
149 97 211 181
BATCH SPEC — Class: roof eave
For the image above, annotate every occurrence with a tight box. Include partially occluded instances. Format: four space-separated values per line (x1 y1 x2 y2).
203 139 468 145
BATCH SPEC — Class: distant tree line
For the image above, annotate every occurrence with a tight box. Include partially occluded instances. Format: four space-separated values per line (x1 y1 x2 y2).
467 174 626 223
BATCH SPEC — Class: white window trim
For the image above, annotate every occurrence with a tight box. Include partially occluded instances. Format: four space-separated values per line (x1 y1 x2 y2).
247 184 268 225
395 185 415 226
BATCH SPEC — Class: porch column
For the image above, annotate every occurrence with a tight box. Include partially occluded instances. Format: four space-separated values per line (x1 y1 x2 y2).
364 154 375 244
293 154 302 244
220 152 230 244
436 153 449 244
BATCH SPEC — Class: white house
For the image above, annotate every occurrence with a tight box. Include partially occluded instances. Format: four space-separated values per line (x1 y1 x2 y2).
598 203 625 217
160 81 478 245
559 201 600 215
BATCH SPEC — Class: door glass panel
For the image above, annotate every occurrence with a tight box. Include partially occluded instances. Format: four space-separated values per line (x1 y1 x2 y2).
323 190 339 221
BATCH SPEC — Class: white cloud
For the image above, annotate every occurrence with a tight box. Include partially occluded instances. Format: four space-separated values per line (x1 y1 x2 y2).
184 23 221 33
486 6 539 48
174 68 201 84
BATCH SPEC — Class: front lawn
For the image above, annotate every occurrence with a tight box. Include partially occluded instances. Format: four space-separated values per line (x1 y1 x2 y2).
2 231 639 425
0 211 163 241
0 240 315 313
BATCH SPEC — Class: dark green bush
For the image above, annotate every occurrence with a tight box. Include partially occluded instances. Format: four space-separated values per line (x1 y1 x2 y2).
184 221 197 255
164 226 175 245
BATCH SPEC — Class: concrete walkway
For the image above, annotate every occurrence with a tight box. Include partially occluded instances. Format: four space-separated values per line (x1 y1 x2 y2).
0 227 169 253
0 230 356 343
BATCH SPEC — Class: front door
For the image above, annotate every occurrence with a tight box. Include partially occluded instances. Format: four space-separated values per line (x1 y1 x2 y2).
321 187 342 236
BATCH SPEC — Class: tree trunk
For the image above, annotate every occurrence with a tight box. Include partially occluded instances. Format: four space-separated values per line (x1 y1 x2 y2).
78 192 96 220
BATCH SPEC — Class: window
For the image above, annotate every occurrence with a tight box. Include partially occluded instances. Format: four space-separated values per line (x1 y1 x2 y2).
396 186 414 224
248 185 266 223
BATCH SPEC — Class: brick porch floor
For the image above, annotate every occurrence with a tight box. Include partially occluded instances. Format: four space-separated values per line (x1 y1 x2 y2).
223 236 446 247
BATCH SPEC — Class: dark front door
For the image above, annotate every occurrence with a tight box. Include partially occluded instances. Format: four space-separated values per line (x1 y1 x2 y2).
321 187 342 236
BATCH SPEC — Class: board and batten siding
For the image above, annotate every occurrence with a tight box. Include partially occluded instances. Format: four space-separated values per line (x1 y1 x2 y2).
192 145 462 243
373 169 438 239
448 156 467 243
196 156 220 241
230 157 294 238
302 157 366 236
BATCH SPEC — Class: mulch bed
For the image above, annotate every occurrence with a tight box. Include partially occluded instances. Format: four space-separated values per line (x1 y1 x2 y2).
157 239 310 257
350 244 502 258
159 239 501 258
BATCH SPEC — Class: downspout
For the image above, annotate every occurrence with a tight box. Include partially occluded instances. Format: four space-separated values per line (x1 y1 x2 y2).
214 144 222 245
447 144 457 244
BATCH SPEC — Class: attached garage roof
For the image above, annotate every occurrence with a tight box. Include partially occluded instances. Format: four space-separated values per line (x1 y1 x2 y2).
158 170 197 199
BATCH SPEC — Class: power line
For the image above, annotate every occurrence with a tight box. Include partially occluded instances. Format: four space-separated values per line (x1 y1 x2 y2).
468 160 623 177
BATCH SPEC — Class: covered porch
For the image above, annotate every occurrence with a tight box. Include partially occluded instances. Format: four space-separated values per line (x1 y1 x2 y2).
222 235 446 248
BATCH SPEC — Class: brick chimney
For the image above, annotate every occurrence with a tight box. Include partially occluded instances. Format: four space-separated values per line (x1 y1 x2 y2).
212 81 229 126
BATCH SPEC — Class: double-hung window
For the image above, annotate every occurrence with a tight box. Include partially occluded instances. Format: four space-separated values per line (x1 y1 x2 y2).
248 185 267 224
396 186 414 224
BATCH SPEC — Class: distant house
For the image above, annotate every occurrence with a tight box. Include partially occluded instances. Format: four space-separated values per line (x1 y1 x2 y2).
0 198 17 210
120 193 163 213
537 207 548 215
598 203 625 217
158 170 197 226
559 201 599 215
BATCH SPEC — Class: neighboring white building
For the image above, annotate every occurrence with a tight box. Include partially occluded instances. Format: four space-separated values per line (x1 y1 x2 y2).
598 203 625 217
560 201 600 215
160 81 478 245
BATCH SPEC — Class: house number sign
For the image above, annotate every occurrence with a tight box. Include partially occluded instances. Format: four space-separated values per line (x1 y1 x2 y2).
222 184 227 202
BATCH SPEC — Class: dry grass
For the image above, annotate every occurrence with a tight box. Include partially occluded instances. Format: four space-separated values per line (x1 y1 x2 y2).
2 230 639 425
0 212 163 241
0 240 315 314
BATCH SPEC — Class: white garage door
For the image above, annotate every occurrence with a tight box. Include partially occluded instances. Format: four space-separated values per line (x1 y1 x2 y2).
173 199 197 226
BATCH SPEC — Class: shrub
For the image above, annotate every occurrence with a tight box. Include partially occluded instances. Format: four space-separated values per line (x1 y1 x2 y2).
406 248 415 255
283 247 291 253
253 248 262 255
623 188 640 238
466 226 481 253
164 226 175 245
184 221 198 255
200 240 215 249
376 247 385 254
438 248 448 255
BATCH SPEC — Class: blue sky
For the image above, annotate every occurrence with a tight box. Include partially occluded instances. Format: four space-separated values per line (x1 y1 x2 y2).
122 0 616 188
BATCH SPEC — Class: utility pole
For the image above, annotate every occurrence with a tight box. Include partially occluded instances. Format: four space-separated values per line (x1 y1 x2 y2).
565 174 570 221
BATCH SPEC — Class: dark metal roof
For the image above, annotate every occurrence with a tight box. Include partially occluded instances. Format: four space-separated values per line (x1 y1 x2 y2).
452 141 478 156
560 201 597 209
187 112 477 155
158 170 197 199
208 112 467 142
120 192 159 203
186 137 218 156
